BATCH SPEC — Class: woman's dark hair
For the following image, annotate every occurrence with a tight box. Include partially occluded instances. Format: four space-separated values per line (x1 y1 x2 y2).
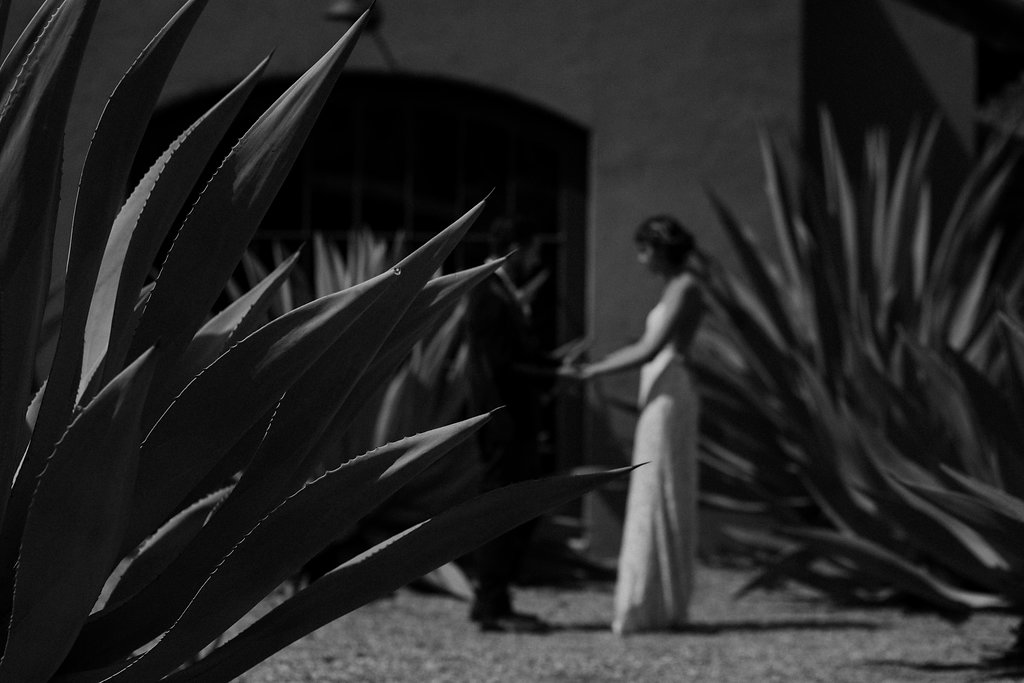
634 214 695 268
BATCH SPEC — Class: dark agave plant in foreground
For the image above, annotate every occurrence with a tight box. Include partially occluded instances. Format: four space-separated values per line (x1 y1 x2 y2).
0 1 624 680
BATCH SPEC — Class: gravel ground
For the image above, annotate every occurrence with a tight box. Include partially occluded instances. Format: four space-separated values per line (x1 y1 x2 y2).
235 566 1022 682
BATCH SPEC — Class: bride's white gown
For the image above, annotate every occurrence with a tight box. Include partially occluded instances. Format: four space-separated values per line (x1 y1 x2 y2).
612 304 699 634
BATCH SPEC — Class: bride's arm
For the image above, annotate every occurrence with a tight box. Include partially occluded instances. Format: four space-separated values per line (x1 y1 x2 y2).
578 276 700 380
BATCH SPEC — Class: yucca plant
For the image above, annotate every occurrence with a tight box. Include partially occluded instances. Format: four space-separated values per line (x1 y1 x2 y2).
0 1 625 680
697 111 1024 617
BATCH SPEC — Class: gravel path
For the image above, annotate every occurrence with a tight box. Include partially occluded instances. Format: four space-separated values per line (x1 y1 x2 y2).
234 566 1021 682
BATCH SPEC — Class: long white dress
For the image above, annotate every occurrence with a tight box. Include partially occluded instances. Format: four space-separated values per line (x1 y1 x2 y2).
612 303 700 634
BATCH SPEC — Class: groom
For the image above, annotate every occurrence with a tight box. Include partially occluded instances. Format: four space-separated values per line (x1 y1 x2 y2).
464 215 553 634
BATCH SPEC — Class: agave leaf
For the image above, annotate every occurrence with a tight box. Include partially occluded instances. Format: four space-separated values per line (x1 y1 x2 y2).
0 0 99 516
938 466 1024 523
757 556 882 603
417 302 465 387
868 463 1016 595
758 131 802 289
946 351 1024 498
702 441 794 499
0 0 97 142
173 250 301 388
81 237 485 661
734 546 820 598
707 191 795 348
295 256 501 481
128 14 368 378
419 561 475 600
33 276 64 384
86 56 269 396
705 276 799 409
818 111 857 311
78 415 489 681
902 341 992 481
163 466 632 683
313 232 339 298
997 312 1024 421
862 131 886 319
946 235 1000 350
123 268 395 553
909 184 932 306
94 215 486 643
103 486 232 612
0 2 101 639
25 0 209 525
782 527 1004 614
0 0 65 92
901 475 1024 571
6 2 210 614
937 130 1012 255
217 202 486 499
0 349 156 682
304 262 497 475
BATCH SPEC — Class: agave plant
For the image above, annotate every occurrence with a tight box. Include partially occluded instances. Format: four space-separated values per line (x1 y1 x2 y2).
237 230 482 597
696 111 1024 617
0 1 625 680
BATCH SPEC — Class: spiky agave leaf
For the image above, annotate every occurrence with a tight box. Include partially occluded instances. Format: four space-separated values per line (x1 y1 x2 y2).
0 0 100 522
21 0 210 535
162 467 633 683
0 4 624 680
0 349 157 681
63 414 490 677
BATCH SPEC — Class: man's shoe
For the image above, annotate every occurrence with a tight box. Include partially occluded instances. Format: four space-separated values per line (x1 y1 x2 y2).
478 613 551 634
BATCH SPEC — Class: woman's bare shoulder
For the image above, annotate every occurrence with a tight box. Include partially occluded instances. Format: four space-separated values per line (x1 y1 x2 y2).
662 272 700 300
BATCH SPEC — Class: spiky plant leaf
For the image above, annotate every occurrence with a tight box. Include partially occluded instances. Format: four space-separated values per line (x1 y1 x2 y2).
0 349 156 681
290 256 501 483
70 209 488 669
128 13 368 384
162 467 633 683
85 56 270 396
175 250 301 385
0 0 99 516
782 527 1005 615
124 268 396 552
71 415 489 681
24 0 210 525
707 191 795 348
103 486 232 612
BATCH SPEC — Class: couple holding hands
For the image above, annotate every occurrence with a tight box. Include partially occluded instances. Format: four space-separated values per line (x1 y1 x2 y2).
466 213 705 635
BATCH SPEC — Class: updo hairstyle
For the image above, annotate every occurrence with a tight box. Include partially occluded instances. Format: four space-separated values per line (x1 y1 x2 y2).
633 214 695 268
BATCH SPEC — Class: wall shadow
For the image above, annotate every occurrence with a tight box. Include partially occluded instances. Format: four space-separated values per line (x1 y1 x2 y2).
802 0 970 216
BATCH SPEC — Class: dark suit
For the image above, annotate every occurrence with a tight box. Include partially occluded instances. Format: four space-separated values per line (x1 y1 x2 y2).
464 268 548 619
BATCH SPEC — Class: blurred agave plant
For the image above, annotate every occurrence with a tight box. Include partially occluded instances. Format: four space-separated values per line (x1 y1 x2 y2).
697 111 1024 618
0 1 624 680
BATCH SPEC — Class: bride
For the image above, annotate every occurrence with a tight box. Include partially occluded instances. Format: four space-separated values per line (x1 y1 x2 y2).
561 214 705 634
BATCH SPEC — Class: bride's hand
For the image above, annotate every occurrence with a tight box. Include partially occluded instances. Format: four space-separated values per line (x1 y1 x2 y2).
557 363 588 381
